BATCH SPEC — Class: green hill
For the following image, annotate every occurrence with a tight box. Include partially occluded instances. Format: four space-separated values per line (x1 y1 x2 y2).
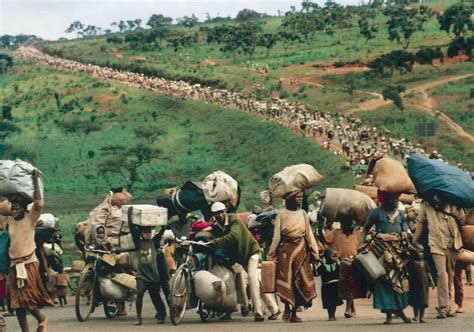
37 1 474 168
0 60 353 251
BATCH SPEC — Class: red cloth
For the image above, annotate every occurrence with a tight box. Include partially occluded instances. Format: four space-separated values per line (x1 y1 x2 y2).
191 221 211 233
238 212 251 226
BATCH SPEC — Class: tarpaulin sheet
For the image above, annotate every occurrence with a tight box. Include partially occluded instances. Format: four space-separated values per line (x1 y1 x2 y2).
407 154 474 208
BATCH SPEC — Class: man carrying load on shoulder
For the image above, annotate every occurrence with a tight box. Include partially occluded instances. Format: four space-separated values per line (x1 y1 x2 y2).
413 194 465 319
208 202 270 322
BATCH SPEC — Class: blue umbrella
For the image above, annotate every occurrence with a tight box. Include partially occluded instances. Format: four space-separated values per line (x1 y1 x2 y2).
407 154 474 208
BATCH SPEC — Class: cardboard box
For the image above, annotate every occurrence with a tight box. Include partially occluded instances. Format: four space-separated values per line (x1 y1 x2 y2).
121 204 168 226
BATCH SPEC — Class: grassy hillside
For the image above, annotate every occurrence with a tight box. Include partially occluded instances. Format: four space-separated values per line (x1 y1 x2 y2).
0 60 354 237
36 1 473 170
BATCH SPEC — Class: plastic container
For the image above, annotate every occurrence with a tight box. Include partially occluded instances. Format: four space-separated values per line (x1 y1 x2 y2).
353 251 386 284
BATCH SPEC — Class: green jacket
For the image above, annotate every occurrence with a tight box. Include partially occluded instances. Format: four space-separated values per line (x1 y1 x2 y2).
214 213 260 267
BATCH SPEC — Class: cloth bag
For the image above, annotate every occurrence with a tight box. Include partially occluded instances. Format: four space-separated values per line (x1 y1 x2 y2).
320 188 376 226
261 261 277 293
0 230 10 274
202 171 239 204
269 164 323 198
373 158 416 193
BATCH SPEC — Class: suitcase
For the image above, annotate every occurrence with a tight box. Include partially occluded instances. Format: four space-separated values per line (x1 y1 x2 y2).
121 204 168 226
338 258 368 299
260 261 276 293
353 251 386 284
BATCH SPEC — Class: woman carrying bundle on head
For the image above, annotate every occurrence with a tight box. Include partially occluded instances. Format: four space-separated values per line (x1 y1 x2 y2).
267 190 320 323
5 170 53 332
359 191 411 325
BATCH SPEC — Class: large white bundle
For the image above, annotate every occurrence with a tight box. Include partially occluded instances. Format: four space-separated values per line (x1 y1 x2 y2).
269 164 323 198
202 171 238 204
37 213 57 228
0 160 44 201
320 188 377 226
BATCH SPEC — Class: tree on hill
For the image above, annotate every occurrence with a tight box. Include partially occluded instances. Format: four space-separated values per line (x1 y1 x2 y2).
147 14 173 29
382 84 406 112
415 48 444 74
65 21 84 38
59 116 101 162
118 20 127 32
236 9 262 21
278 30 301 55
447 36 474 60
357 7 379 43
98 126 165 191
258 33 279 57
384 5 434 49
282 12 321 42
0 54 13 74
368 50 416 79
438 3 473 40
220 22 263 58
322 1 353 44
177 14 199 28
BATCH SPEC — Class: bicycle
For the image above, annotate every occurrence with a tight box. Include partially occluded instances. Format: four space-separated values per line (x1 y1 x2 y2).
75 247 135 322
169 238 210 325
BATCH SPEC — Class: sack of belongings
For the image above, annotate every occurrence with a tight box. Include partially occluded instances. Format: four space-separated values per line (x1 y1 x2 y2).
269 164 323 198
463 209 474 226
353 185 415 204
320 188 377 226
407 154 474 208
461 225 474 252
202 171 239 206
194 265 239 312
0 160 44 201
372 158 416 193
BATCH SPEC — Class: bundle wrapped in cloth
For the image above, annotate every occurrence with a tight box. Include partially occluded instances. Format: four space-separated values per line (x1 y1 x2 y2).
202 171 239 206
269 164 323 198
0 160 44 200
407 154 474 208
320 188 376 226
372 157 416 193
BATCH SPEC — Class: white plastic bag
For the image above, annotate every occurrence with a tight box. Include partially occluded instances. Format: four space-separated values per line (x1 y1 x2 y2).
0 160 44 200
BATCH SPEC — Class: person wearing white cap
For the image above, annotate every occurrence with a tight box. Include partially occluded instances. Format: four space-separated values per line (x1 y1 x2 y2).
208 202 268 322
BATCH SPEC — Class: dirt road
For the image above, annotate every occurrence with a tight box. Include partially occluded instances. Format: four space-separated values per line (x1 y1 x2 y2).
7 278 474 332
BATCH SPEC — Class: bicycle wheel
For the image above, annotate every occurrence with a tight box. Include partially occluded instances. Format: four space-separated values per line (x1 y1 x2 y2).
103 300 121 319
75 268 95 322
169 265 190 325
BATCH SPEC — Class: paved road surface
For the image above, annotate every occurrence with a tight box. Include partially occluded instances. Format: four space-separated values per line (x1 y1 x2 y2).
5 278 474 332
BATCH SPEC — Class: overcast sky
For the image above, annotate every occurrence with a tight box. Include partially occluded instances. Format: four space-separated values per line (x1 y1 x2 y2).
0 0 360 40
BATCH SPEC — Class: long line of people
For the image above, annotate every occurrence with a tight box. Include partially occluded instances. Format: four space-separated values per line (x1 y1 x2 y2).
16 47 469 176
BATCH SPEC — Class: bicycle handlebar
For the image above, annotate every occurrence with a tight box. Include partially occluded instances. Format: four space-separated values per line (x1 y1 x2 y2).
175 239 210 247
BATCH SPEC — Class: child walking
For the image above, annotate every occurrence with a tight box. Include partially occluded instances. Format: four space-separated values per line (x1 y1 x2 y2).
54 268 71 306
407 243 433 323
316 247 343 321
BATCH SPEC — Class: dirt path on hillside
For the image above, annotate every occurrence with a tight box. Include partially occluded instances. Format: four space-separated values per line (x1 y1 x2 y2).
344 73 474 145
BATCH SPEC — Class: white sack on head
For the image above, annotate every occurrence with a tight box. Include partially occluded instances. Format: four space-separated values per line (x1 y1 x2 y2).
0 160 44 201
202 171 238 205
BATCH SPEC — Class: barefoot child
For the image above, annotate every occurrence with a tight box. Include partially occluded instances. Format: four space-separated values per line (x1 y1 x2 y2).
316 247 343 321
407 243 433 323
